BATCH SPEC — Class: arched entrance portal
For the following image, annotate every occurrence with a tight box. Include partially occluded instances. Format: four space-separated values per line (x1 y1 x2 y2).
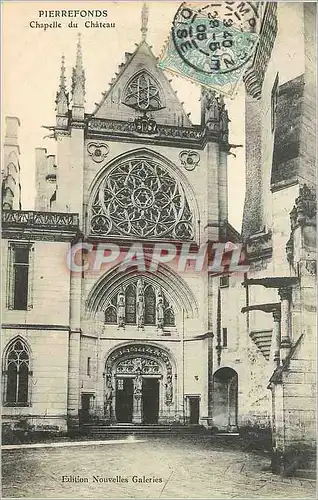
213 367 238 432
104 344 176 425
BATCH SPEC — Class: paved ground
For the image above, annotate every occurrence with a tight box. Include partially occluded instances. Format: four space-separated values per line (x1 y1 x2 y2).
2 436 316 499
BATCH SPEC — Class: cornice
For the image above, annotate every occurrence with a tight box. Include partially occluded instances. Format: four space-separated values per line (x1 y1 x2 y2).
49 116 230 150
86 117 228 150
2 323 70 331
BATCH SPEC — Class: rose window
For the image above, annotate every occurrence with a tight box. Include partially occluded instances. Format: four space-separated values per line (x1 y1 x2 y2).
89 157 194 239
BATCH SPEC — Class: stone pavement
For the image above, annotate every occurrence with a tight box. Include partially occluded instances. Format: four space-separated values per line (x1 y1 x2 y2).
2 435 316 499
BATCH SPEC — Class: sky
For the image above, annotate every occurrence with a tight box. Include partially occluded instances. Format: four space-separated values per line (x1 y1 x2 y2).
2 1 246 231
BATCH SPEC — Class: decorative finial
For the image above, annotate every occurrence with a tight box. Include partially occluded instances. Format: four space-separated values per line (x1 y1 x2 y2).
141 3 149 41
75 33 83 71
59 55 66 89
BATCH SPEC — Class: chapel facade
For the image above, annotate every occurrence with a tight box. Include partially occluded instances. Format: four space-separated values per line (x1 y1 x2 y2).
1 2 316 470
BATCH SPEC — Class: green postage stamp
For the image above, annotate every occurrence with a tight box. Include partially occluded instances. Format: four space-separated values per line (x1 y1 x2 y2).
159 2 260 97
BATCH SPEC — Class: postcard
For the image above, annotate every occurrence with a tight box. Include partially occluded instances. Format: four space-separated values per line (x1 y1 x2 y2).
1 1 317 499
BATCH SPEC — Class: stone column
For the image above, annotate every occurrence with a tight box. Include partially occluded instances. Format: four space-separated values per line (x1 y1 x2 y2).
279 287 292 359
271 308 281 369
67 255 82 430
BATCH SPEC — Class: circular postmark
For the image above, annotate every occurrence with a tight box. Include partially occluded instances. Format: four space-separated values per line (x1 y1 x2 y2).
172 3 259 77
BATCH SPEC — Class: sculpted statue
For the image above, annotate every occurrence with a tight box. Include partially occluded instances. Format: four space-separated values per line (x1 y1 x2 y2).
137 294 145 329
105 376 113 402
165 375 173 404
134 373 143 395
137 278 144 297
156 296 164 330
117 290 125 328
219 103 230 139
104 375 113 419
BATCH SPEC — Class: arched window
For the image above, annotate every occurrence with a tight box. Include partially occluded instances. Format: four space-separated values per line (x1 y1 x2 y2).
144 285 156 325
125 285 136 324
164 307 175 327
164 297 175 327
105 295 117 324
105 306 117 324
4 338 30 406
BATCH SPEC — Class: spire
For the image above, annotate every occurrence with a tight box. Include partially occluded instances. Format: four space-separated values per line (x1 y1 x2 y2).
141 3 149 41
72 33 85 118
55 55 69 117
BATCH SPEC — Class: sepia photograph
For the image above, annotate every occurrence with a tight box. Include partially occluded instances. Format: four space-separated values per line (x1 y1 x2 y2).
1 1 317 499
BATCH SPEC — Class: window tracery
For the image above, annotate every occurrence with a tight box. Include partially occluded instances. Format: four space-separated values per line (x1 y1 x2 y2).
3 338 30 406
125 284 137 324
104 278 175 330
123 72 163 112
89 157 194 240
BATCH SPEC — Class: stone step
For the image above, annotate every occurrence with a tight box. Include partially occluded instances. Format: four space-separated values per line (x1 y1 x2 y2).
293 469 316 480
80 424 209 436
250 330 272 360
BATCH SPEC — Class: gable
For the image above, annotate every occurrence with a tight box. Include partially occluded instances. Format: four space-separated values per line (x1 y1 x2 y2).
92 41 192 127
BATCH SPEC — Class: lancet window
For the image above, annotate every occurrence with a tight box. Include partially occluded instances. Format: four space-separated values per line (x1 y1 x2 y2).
3 338 31 406
104 278 175 330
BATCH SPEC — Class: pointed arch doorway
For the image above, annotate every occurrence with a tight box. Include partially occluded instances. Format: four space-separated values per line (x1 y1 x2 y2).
104 344 176 425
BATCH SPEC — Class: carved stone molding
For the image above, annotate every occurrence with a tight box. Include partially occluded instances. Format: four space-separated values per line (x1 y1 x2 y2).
3 210 78 228
105 344 173 377
244 2 278 99
305 261 317 276
86 117 228 149
55 129 71 139
116 357 161 376
56 116 69 128
245 230 273 263
134 114 158 135
179 150 200 171
88 117 204 140
70 120 85 129
87 142 109 163
2 209 79 242
290 184 316 230
201 91 229 140
286 184 316 265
